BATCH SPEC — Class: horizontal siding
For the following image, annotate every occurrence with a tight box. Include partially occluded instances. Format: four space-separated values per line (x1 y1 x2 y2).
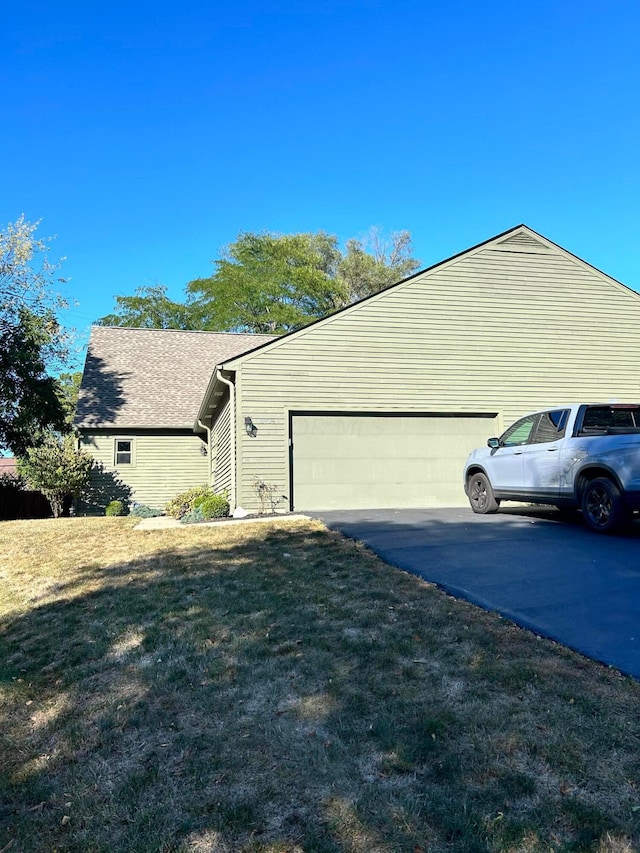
78 431 209 513
230 237 640 511
211 397 232 495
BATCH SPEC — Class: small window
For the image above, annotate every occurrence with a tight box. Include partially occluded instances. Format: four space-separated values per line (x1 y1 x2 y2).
115 439 133 465
532 409 569 444
501 415 538 447
582 406 639 431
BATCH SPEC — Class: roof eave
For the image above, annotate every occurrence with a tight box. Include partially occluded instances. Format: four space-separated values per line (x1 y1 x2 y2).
195 368 232 429
77 423 200 432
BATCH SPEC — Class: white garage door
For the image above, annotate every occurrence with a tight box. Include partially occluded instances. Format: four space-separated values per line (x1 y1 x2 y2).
291 413 498 510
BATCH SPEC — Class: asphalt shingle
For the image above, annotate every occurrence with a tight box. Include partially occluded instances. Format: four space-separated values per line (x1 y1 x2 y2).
75 327 275 428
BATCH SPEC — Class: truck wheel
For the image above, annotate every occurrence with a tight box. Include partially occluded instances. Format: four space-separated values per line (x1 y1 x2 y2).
581 477 628 534
467 473 500 514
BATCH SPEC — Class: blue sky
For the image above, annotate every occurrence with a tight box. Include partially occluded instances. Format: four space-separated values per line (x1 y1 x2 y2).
3 1 640 367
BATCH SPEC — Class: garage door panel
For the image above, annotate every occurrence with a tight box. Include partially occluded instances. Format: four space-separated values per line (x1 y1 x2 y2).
292 413 497 510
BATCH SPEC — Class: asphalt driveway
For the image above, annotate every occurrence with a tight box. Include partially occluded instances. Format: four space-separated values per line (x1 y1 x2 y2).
317 506 640 678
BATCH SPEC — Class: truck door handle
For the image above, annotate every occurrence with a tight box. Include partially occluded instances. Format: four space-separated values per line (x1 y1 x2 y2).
547 448 559 452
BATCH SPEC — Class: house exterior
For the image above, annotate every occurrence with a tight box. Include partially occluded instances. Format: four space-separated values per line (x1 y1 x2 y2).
76 225 640 515
0 457 18 478
74 327 274 512
197 225 640 512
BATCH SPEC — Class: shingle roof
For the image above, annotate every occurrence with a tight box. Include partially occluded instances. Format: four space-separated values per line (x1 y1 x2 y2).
0 457 17 477
75 326 276 429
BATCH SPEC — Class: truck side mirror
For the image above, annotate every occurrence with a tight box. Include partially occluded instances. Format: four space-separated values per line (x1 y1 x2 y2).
487 437 500 449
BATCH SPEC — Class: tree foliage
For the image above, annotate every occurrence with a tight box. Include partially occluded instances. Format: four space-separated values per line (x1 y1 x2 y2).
338 228 420 303
97 284 202 330
0 216 69 454
18 433 93 518
187 232 347 333
56 371 83 425
100 228 420 334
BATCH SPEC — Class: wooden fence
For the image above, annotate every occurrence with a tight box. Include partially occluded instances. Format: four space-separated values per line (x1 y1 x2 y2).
0 486 52 520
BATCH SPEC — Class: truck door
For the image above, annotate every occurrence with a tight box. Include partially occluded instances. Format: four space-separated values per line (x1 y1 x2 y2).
522 409 570 497
489 414 539 491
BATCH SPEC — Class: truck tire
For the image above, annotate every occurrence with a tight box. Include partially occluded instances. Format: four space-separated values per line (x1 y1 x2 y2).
467 472 500 514
581 477 628 534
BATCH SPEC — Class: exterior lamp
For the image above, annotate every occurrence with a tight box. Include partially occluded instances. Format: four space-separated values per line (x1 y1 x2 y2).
244 416 255 436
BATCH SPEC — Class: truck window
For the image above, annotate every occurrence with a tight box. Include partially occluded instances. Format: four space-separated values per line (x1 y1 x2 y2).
582 406 639 431
532 409 569 444
501 414 538 447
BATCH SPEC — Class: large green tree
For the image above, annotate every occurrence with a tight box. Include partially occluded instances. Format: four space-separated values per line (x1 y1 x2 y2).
187 231 346 333
0 217 69 455
98 284 203 330
99 228 420 334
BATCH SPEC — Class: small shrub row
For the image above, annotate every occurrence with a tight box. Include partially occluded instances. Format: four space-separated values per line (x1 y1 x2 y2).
164 486 230 523
104 500 162 517
103 489 229 522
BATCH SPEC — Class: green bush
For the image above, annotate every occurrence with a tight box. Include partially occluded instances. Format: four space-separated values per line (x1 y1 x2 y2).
180 506 204 525
199 494 230 520
105 499 126 516
130 503 163 518
165 486 212 519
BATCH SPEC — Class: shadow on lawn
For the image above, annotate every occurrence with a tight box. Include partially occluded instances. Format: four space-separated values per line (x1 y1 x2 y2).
1 521 638 852
1 527 434 852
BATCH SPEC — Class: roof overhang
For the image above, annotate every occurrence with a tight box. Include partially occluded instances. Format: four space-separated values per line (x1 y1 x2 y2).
195 367 234 430
78 423 201 432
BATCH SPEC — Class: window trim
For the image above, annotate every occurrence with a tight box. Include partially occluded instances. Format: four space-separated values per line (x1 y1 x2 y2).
114 437 136 467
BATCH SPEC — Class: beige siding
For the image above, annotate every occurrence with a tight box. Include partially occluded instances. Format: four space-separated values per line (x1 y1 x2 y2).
78 430 209 513
211 396 232 494
227 232 640 512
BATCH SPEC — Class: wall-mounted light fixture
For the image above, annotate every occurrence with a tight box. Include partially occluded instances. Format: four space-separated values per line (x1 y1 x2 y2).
200 443 208 456
245 416 255 437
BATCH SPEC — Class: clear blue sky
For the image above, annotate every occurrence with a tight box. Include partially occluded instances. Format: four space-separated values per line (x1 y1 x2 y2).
3 0 640 366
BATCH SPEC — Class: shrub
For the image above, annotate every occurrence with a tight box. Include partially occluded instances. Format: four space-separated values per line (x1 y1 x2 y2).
165 486 212 520
18 434 93 518
180 506 204 525
105 499 126 516
199 494 230 520
129 503 163 518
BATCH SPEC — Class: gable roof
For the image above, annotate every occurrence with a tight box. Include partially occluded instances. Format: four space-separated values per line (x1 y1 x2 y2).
217 224 638 370
75 326 276 429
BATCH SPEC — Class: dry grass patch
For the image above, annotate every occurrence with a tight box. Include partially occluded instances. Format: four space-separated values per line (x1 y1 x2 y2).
1 517 640 852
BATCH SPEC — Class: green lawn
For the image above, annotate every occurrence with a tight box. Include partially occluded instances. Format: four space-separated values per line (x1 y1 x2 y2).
1 517 639 852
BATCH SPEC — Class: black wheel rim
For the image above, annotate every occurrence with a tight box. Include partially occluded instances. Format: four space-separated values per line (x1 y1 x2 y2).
470 478 486 509
585 486 612 528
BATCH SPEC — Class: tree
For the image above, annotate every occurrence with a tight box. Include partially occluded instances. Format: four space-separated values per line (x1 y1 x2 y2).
18 433 93 518
97 284 203 329
337 228 420 303
186 231 347 333
0 216 69 454
57 371 83 424
99 228 420 335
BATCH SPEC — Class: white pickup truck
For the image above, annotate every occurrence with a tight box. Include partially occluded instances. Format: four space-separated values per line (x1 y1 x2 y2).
463 403 640 533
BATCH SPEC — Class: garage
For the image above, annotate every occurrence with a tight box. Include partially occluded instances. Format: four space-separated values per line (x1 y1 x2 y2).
290 412 498 510
202 225 640 515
